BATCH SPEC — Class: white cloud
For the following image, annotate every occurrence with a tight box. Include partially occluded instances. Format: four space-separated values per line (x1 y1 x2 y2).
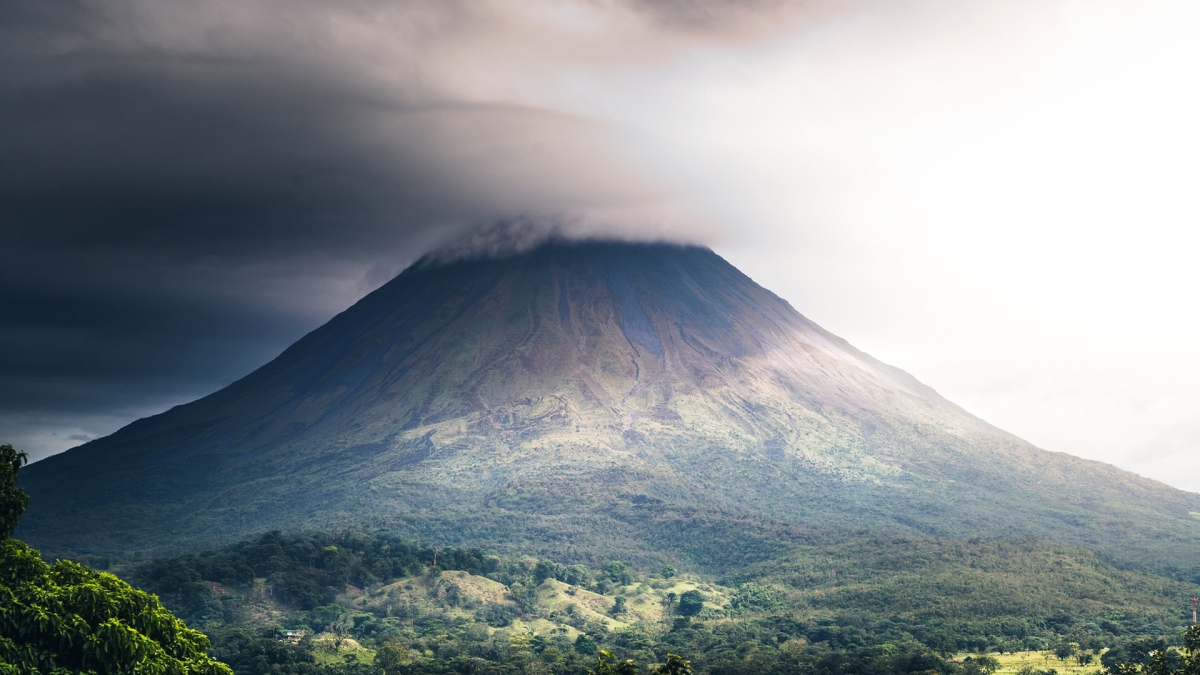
453 0 1200 491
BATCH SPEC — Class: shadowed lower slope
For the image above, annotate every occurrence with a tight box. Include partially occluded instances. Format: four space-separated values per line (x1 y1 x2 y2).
17 242 1200 575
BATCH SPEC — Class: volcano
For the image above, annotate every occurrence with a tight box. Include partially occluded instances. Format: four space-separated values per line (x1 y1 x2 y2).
18 242 1200 572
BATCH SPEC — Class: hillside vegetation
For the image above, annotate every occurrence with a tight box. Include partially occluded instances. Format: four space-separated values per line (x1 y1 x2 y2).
722 535 1197 649
131 529 1200 675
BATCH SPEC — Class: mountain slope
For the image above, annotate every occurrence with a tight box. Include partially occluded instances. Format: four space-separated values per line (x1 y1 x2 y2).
17 242 1200 573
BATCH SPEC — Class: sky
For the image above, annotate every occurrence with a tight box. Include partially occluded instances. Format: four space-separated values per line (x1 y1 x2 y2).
2 0 1198 491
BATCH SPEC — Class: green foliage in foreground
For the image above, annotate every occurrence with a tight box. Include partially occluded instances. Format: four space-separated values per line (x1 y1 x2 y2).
0 539 233 674
0 445 30 540
0 443 232 675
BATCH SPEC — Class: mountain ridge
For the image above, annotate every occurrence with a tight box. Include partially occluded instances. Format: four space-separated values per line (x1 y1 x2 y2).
17 241 1199 576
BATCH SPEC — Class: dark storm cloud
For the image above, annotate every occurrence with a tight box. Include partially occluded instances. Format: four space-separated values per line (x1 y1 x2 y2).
1 0 776 458
0 3 652 252
0 1 600 455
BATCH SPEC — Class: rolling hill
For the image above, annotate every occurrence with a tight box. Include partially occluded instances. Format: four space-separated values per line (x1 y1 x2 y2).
131 529 1198 674
16 241 1200 577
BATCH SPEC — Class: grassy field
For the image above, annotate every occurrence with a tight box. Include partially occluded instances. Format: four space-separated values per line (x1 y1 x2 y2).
282 572 734 670
343 570 730 635
311 635 375 667
954 651 1104 675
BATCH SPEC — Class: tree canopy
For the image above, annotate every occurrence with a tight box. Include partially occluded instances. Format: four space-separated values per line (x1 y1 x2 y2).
0 443 231 675
0 445 30 539
675 591 704 617
1113 626 1200 675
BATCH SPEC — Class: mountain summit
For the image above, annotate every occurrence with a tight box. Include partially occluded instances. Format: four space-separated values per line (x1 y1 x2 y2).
18 242 1200 571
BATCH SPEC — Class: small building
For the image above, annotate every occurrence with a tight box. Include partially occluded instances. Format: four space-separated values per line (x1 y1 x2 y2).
276 630 306 642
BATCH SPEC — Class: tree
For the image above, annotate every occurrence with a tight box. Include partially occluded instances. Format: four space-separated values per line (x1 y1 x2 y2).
588 650 694 675
478 602 516 627
660 566 676 579
0 443 231 675
588 649 641 675
0 539 234 674
964 655 1001 675
926 630 957 657
1181 627 1200 675
611 596 627 616
0 444 29 539
1055 641 1076 661
662 592 677 616
375 641 407 674
563 564 589 586
603 561 632 585
676 590 704 616
1105 638 1170 672
534 559 562 585
652 654 695 675
1106 627 1200 675
575 634 599 656
976 655 1001 675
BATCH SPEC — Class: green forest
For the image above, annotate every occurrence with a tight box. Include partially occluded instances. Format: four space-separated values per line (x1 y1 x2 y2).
124 528 1199 675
